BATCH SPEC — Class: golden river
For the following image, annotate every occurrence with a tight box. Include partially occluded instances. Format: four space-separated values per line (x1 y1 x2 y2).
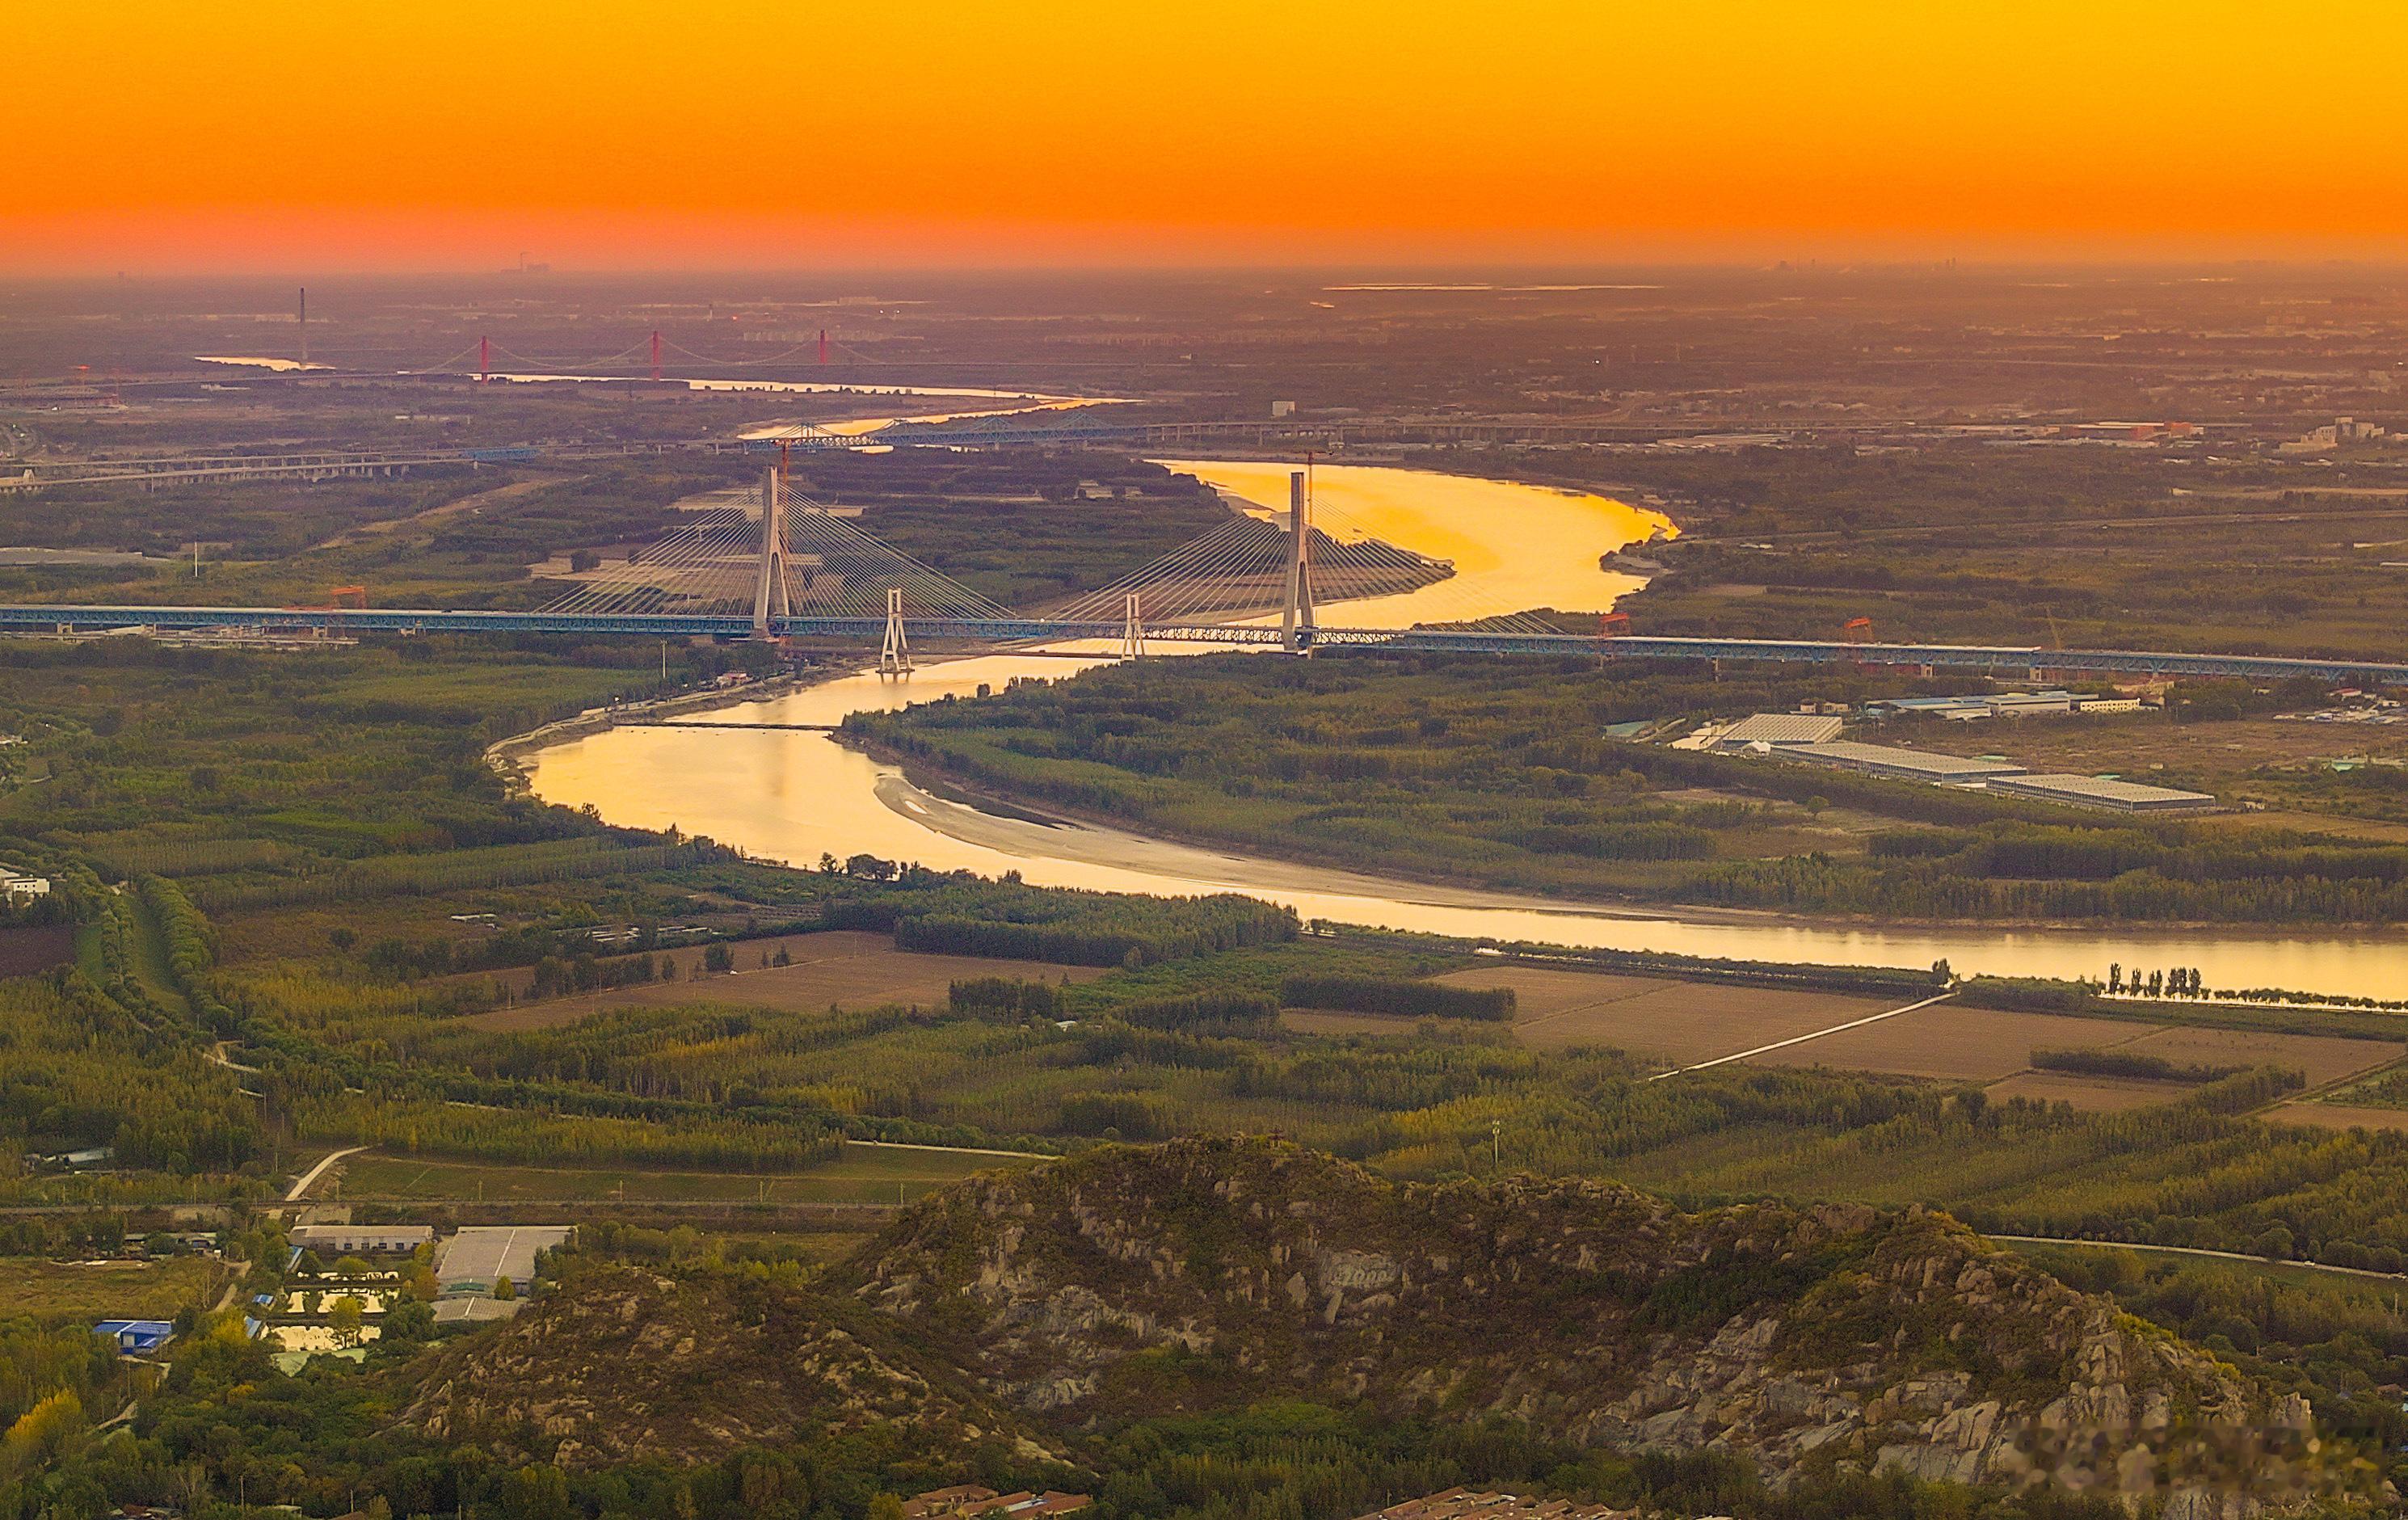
524 461 2408 999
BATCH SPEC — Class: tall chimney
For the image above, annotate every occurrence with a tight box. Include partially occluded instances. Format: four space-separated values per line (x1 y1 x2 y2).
297 287 308 364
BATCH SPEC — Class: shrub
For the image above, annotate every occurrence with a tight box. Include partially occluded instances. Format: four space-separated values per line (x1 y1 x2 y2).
1278 973 1513 1021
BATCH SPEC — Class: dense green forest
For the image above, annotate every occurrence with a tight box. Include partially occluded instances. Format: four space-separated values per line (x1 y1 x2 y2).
857 651 2408 925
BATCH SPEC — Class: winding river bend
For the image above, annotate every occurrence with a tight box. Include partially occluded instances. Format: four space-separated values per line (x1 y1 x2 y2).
524 462 2408 1000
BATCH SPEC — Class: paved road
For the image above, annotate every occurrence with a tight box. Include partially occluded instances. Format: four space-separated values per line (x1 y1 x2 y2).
1989 1234 2403 1282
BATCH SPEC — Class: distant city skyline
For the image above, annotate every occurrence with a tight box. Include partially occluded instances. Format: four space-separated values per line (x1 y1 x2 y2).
10 0 2407 273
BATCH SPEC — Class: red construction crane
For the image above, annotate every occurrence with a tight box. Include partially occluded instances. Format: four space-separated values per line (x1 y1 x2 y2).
279 585 368 639
1842 615 1875 667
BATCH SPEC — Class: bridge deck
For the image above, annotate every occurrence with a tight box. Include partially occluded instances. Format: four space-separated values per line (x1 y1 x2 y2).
0 604 2401 684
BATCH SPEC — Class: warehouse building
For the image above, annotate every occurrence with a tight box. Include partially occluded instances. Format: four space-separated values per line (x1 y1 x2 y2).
436 1225 572 1295
1870 691 2141 722
1779 742 2027 785
1711 712 1845 749
289 1224 432 1256
1985 773 2218 813
93 1320 174 1355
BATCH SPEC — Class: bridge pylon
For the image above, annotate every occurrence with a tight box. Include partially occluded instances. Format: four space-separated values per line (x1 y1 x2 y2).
1280 469 1316 654
878 587 912 675
1120 592 1147 659
752 467 794 638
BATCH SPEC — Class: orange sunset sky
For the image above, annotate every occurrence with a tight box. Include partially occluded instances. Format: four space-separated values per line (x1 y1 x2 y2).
7 0 2406 273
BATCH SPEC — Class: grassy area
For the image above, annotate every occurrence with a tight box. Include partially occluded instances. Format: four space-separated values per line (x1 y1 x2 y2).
1623 504 2408 665
335 1144 1040 1206
861 652 2408 925
122 886 194 1018
0 1254 228 1327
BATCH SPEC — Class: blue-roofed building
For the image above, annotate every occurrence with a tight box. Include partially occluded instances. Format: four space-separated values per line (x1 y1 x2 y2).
93 1320 174 1354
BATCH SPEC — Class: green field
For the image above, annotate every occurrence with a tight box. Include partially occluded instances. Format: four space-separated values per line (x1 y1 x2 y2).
335 1143 1042 1206
0 1254 228 1326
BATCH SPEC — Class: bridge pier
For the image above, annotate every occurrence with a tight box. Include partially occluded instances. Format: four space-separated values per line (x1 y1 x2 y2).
1280 469 1317 654
751 467 793 638
878 588 912 675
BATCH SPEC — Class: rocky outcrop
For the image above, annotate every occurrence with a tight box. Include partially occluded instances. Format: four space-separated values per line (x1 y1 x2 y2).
847 1136 2346 1510
399 1137 2364 1511
404 1266 1052 1471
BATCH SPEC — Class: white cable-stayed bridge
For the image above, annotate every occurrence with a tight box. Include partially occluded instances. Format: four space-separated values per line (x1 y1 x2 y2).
5 467 2408 686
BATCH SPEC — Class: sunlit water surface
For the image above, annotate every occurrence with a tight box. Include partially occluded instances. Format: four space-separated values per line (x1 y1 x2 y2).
524 462 2408 998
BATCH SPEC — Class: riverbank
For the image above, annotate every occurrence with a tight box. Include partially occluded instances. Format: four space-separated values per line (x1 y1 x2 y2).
501 651 2408 1001
856 727 2408 945
484 665 844 798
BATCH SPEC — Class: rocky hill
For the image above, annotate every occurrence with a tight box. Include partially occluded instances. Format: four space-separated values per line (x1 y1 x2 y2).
405 1265 1057 1472
848 1137 2342 1511
407 1137 2360 1513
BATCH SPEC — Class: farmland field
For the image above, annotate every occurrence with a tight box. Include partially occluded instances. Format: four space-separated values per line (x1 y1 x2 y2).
0 1255 229 1326
330 1141 1045 1206
1981 1071 2198 1112
2111 1025 2395 1087
1753 1002 2399 1103
463 929 1109 1032
1427 965 1897 1062
0 924 74 979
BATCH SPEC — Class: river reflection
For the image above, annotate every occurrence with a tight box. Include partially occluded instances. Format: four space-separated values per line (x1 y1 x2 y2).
523 464 2408 1000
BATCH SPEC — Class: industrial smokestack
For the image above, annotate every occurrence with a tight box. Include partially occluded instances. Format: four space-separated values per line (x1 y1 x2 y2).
298 287 308 364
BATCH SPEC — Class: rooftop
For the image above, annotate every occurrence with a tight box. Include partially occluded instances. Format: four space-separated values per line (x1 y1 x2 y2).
435 1225 572 1290
1715 712 1844 747
1986 773 2217 809
1779 741 2028 778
